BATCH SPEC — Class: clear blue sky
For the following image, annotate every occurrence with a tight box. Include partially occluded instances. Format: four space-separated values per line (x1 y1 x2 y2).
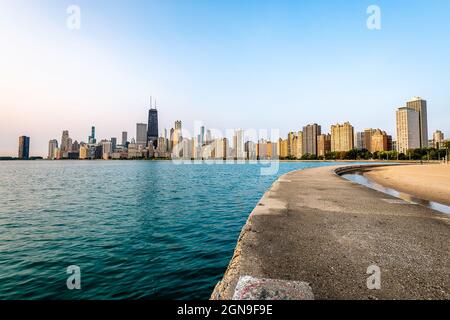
1 0 449 156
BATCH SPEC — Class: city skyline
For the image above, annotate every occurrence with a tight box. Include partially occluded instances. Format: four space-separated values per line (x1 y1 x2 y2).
3 95 449 159
1 1 450 156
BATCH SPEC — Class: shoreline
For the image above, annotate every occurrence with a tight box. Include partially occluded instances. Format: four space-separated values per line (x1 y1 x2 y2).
212 164 449 300
364 164 450 206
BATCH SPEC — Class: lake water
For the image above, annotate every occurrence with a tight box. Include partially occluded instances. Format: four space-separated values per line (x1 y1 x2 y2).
0 160 348 300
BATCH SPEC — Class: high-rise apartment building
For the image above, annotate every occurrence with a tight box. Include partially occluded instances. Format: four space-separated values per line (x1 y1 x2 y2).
302 124 321 156
18 136 30 160
279 139 288 159
433 130 444 149
317 134 331 156
171 121 183 156
331 122 354 152
60 130 70 152
396 107 420 153
355 132 364 150
122 131 128 146
111 138 117 153
371 129 390 152
48 139 58 159
101 140 112 160
136 123 148 147
295 131 303 159
287 132 296 158
406 97 428 148
233 130 245 159
364 129 373 152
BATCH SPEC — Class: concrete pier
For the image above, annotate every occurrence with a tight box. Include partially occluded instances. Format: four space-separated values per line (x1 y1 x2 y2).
211 165 449 300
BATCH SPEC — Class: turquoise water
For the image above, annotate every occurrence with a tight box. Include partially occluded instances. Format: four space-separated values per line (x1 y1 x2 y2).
0 160 347 300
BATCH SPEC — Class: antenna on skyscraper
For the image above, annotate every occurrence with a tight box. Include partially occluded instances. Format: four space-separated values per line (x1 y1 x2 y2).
150 96 153 109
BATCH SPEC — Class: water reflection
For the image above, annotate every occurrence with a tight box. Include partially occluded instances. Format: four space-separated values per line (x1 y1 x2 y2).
341 172 450 215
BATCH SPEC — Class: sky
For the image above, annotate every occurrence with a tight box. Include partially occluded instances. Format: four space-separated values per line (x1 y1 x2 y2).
0 0 449 156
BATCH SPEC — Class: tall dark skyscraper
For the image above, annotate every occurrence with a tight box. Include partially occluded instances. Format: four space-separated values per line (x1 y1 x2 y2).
147 98 159 148
18 136 30 160
89 126 96 144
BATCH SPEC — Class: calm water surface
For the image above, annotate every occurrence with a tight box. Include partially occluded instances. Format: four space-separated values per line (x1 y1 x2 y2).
0 160 348 299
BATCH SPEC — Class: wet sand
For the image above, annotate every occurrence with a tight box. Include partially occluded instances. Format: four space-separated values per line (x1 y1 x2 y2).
365 164 450 206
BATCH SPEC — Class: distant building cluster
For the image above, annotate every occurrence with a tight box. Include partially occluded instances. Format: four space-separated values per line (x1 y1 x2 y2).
12 96 448 161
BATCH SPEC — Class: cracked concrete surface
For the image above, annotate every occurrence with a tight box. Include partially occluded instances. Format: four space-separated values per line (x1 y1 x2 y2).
211 165 450 300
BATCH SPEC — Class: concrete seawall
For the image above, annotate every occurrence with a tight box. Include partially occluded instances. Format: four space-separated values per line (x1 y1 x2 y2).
211 165 449 300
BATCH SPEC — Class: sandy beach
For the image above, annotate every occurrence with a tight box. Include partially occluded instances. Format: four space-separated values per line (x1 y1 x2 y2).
365 164 450 206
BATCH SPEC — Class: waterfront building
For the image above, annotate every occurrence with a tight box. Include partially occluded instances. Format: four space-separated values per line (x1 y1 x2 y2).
122 131 128 146
371 129 390 152
267 141 278 159
89 126 96 144
287 132 296 158
245 141 257 160
110 138 117 153
295 131 303 159
317 134 331 157
331 122 354 152
171 121 183 155
233 130 245 160
433 130 445 149
206 130 212 145
302 124 321 156
355 132 364 150
128 143 145 159
79 145 89 160
200 126 205 145
406 97 428 148
155 137 168 157
136 123 148 148
211 138 228 159
364 129 376 152
60 130 70 153
102 140 112 160
279 139 288 159
18 136 30 160
257 139 268 159
71 140 80 152
396 107 420 153
147 103 159 148
48 139 58 160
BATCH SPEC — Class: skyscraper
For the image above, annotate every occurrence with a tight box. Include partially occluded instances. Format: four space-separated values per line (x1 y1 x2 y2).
371 129 390 152
172 121 182 152
233 129 245 160
433 130 444 149
136 123 148 147
396 107 420 153
122 131 128 146
406 97 428 148
317 134 331 156
147 99 159 149
200 126 205 145
48 139 58 159
355 132 365 150
89 126 96 144
331 122 354 152
61 130 70 152
111 137 117 153
18 136 30 160
302 124 321 156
